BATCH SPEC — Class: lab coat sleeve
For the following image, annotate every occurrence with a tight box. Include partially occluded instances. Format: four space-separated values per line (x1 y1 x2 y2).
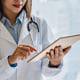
0 57 16 80
41 19 66 80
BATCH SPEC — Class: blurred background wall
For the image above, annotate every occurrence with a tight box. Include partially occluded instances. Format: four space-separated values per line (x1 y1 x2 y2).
32 0 80 80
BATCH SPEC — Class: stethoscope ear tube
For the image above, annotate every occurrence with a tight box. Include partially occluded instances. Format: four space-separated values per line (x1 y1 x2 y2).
27 17 39 32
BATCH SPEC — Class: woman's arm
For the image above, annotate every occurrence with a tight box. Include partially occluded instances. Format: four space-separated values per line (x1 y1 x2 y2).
0 57 17 80
40 18 67 80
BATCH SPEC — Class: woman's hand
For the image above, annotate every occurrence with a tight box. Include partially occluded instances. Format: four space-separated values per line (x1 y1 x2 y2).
8 45 36 65
46 46 71 67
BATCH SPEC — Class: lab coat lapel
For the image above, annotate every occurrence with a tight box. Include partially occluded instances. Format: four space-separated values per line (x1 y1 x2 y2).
18 18 39 47
29 27 38 47
18 19 30 44
0 21 16 44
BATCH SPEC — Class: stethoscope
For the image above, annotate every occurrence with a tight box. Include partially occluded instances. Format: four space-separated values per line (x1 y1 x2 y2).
27 17 39 32
27 17 39 49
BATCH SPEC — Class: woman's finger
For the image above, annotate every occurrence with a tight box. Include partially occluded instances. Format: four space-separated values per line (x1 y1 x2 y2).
54 46 59 59
18 52 26 60
19 45 36 52
63 46 71 55
46 52 51 60
17 48 30 59
58 46 64 57
50 49 54 59
18 46 30 53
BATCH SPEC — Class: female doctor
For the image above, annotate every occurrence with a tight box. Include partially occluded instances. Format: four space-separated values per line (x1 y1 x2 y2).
0 0 71 80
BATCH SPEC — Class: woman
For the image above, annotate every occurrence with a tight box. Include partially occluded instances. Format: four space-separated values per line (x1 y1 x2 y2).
0 0 71 80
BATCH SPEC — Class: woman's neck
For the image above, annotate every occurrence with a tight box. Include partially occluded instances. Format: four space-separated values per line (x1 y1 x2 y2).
3 10 18 25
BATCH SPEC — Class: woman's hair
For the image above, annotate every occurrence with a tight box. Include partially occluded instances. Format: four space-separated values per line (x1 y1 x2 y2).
0 0 4 19
0 0 32 20
24 0 32 19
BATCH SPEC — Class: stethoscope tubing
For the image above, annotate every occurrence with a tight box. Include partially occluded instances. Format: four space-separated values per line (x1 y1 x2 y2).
27 17 39 32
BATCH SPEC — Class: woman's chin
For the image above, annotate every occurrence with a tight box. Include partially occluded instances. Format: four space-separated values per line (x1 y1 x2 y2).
12 9 22 14
11 7 22 14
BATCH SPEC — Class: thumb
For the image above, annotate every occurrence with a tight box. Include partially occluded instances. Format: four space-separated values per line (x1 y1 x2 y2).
63 46 71 55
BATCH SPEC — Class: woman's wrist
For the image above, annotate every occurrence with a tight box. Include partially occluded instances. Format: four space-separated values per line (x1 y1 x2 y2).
48 61 61 68
8 55 17 65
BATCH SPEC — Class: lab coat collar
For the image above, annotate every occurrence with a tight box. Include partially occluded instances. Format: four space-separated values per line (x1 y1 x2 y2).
0 19 29 45
0 21 16 45
0 17 38 45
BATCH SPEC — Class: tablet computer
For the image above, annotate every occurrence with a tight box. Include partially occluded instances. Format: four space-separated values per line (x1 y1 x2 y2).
27 34 80 63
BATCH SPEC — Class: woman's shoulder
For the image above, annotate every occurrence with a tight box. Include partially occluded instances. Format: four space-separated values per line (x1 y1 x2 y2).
32 16 41 23
32 15 48 31
32 15 47 24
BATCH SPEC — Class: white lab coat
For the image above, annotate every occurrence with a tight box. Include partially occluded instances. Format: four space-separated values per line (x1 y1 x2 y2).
0 16 66 80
